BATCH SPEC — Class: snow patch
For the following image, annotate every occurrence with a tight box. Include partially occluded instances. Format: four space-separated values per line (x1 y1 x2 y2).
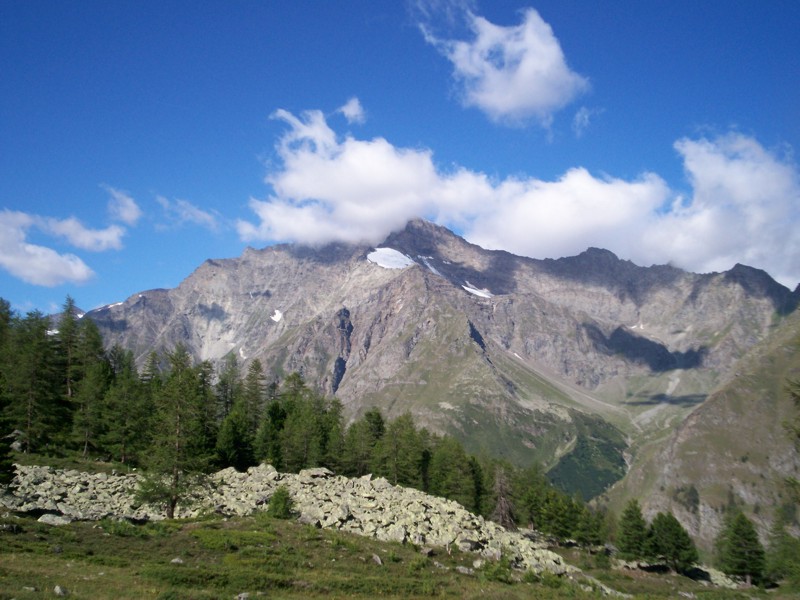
367 247 415 269
418 255 442 277
239 347 247 360
270 309 283 322
462 281 493 298
438 401 456 411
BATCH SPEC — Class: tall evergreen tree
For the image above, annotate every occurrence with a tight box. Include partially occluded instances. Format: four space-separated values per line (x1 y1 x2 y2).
72 359 112 456
617 499 648 560
216 399 255 472
371 413 422 487
280 393 325 472
214 354 241 420
254 397 287 469
137 345 210 518
56 295 81 400
241 359 265 434
490 464 517 530
428 435 477 511
765 507 800 585
101 350 151 465
716 510 765 585
341 419 376 476
647 511 698 574
4 310 63 453
0 299 16 484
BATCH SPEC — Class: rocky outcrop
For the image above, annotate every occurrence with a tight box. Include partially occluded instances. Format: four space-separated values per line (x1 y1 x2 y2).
1 464 571 576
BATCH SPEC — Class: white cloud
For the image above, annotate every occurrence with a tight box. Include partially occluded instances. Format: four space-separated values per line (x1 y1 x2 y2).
423 8 589 125
572 106 602 138
239 107 800 288
157 196 219 231
0 210 95 286
103 185 142 225
338 97 366 124
42 217 126 251
640 133 800 285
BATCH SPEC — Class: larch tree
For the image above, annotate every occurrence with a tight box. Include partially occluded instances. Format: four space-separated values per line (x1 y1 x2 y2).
137 345 210 518
617 499 648 560
716 510 765 585
646 511 698 574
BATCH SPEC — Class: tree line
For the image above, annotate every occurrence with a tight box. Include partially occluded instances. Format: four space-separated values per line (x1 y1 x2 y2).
1 296 798 587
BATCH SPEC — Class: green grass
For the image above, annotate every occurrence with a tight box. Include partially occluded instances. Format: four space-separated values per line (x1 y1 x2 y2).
2 511 794 599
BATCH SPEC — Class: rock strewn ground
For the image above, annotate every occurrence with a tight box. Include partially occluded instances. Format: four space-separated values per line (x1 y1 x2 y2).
1 464 572 577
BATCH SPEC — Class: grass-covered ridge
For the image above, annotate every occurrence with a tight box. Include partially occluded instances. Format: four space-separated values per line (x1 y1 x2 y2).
2 510 792 600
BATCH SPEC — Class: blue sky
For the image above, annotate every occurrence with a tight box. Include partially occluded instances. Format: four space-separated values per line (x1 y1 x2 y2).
2 1 799 314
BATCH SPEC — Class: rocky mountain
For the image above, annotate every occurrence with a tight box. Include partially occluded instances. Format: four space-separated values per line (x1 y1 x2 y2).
88 218 800 545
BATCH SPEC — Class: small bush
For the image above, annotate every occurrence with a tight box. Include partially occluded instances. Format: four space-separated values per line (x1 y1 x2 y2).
266 485 294 519
480 556 514 584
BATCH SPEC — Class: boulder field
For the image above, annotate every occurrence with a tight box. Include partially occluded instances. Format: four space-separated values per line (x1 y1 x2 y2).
1 464 572 577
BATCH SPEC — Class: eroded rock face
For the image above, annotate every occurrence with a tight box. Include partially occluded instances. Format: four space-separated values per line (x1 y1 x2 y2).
1 464 571 576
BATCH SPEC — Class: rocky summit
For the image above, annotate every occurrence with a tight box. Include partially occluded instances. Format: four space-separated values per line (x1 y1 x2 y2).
86 218 800 546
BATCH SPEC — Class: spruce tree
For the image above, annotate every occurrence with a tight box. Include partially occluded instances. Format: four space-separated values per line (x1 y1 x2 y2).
647 511 698 573
716 510 765 585
617 499 648 560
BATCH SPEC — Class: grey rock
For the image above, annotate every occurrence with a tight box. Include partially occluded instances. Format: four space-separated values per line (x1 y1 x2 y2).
38 514 72 526
54 585 68 596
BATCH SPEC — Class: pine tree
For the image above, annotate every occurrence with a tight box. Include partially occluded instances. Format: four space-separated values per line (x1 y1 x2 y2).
56 295 81 400
254 398 286 469
4 310 63 453
0 299 16 484
323 397 345 472
427 435 477 511
617 499 648 560
71 359 112 456
765 507 800 585
216 400 255 472
214 354 241 420
137 345 210 518
101 351 151 465
371 413 422 487
716 510 765 585
647 511 698 573
490 464 517 530
280 394 324 472
241 359 265 435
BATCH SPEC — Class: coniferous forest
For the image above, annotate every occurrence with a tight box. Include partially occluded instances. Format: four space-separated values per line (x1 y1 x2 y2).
2 296 799 589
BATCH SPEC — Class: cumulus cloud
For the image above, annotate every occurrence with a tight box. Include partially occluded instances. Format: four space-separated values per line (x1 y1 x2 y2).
422 8 589 125
640 133 800 285
338 97 366 124
42 217 125 251
238 107 800 288
157 196 220 231
103 185 142 225
0 210 95 286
